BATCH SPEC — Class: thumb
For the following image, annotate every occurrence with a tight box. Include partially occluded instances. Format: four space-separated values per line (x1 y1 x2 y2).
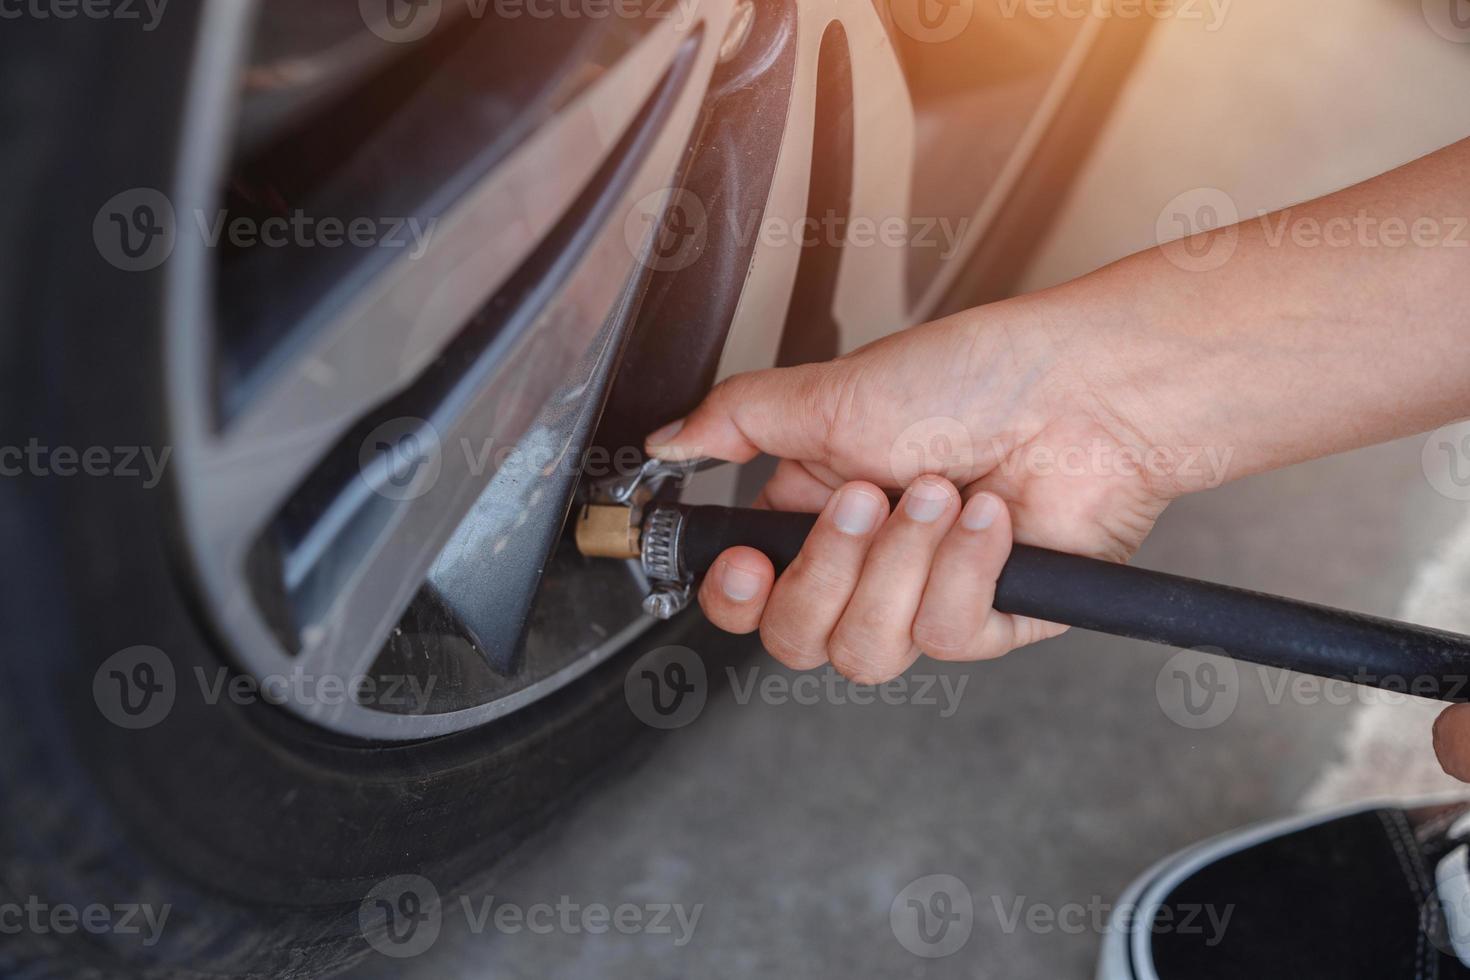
645 362 837 464
1435 703 1470 782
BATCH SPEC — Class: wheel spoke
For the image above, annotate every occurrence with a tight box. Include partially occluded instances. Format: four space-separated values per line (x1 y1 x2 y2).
714 3 917 385
260 7 725 690
167 0 953 738
202 17 702 549
236 0 454 155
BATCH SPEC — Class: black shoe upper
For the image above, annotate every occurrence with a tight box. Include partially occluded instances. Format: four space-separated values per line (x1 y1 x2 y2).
1147 804 1470 980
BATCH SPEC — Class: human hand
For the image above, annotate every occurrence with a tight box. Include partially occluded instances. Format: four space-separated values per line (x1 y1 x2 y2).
1434 706 1470 783
645 298 1198 683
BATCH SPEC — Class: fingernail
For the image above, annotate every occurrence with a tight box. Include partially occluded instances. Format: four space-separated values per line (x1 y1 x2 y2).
832 488 882 536
647 418 684 447
903 478 952 524
721 563 762 602
962 493 1000 531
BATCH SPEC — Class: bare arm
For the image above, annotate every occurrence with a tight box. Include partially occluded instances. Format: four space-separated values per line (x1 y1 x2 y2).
1054 137 1470 489
646 137 1470 780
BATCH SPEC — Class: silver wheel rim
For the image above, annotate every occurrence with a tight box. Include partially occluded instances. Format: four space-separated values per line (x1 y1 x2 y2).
162 0 1094 740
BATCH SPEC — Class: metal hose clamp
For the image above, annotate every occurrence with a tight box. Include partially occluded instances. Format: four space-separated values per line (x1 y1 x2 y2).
640 504 685 584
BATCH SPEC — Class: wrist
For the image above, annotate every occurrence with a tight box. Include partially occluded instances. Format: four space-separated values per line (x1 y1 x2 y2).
1019 269 1242 498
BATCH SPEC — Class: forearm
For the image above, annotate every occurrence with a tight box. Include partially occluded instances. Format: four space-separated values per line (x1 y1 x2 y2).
1038 137 1470 491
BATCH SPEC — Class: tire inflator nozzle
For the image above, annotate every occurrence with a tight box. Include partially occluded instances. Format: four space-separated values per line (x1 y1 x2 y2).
576 498 1470 704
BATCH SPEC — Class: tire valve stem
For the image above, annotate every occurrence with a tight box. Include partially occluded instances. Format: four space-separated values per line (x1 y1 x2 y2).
574 502 692 620
575 459 700 620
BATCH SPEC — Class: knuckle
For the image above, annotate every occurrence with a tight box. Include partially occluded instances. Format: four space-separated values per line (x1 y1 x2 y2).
708 374 744 404
787 553 859 602
759 619 825 670
827 629 904 685
912 619 971 660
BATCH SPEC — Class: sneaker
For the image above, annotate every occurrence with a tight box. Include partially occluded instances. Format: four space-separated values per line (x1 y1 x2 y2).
1097 799 1470 979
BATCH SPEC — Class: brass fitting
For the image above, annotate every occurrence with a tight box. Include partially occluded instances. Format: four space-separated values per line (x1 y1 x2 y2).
574 503 641 560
